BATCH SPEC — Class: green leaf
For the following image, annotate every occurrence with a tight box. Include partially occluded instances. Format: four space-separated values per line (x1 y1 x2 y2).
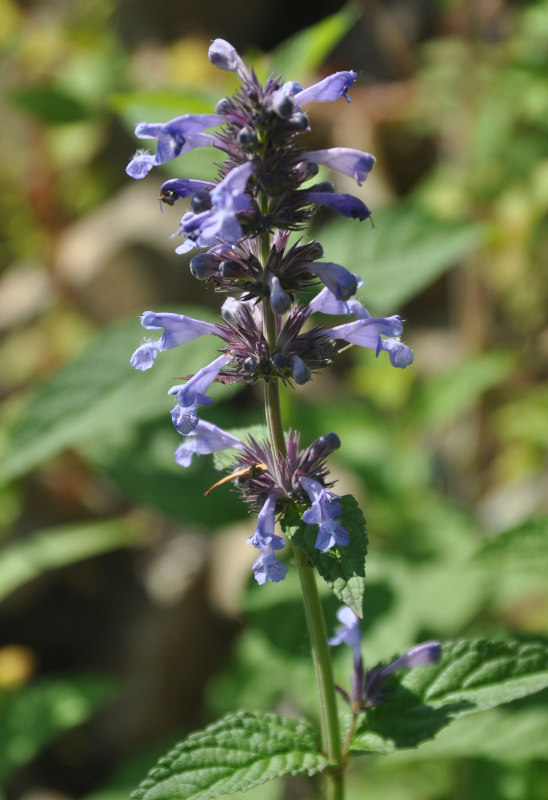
318 203 484 315
80 417 246 528
351 638 548 754
0 518 141 603
282 495 367 617
130 711 329 800
409 352 516 427
212 425 269 471
270 4 360 78
1 308 221 482
0 675 116 782
10 86 91 124
476 515 548 574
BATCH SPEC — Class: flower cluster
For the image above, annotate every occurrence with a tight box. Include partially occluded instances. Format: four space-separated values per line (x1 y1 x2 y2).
329 606 442 710
127 39 414 583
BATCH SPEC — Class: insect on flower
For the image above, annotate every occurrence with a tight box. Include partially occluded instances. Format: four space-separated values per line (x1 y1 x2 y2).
159 187 178 206
204 462 268 496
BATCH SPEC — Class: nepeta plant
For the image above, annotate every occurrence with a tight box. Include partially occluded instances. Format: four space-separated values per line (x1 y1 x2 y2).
125 39 548 800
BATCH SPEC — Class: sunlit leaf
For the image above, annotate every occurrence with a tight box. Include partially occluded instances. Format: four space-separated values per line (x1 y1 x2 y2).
351 638 548 753
130 711 328 800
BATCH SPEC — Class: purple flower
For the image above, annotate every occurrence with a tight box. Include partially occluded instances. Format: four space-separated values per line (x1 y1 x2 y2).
304 191 371 221
360 641 442 708
307 262 358 301
303 148 375 185
169 354 232 434
176 162 254 252
247 492 286 550
299 476 349 551
328 606 362 664
324 317 414 368
251 545 289 585
289 71 357 105
308 286 368 319
208 39 252 82
126 114 223 178
175 420 243 467
159 178 215 204
247 493 288 585
130 311 218 371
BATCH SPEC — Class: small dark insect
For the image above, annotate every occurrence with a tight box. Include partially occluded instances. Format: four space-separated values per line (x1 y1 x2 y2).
204 463 268 496
159 188 178 206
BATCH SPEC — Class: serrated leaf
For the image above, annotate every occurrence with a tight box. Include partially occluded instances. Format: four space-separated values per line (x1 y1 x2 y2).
282 495 367 617
0 675 116 782
0 518 142 602
318 203 484 315
212 425 269 471
350 638 548 754
1 307 222 482
476 515 548 573
270 4 359 78
131 711 329 800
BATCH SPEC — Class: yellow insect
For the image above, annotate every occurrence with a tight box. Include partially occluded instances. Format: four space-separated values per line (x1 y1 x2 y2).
204 463 268 496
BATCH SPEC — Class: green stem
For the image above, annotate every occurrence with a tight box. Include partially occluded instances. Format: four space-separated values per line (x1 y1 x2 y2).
261 247 344 799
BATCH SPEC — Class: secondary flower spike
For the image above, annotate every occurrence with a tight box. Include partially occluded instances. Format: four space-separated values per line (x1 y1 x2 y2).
329 606 442 710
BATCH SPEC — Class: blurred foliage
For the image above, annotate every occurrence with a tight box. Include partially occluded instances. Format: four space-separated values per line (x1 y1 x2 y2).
0 1 548 799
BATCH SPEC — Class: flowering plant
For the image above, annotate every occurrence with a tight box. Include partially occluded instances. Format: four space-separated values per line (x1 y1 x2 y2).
123 38 548 800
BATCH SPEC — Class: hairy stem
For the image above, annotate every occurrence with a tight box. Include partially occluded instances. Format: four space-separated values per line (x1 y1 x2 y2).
261 235 344 799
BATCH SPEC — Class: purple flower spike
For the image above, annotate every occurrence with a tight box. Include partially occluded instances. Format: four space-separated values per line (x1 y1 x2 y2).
307 262 358 301
304 148 375 185
208 39 251 82
305 191 371 221
169 354 232 434
328 606 362 664
175 420 243 467
247 492 286 550
293 70 357 105
130 311 218 371
300 476 349 551
126 114 223 178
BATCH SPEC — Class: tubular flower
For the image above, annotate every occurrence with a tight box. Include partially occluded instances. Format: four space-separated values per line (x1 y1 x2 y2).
299 476 349 551
303 148 376 185
130 311 218 371
168 354 232 435
175 420 243 467
247 493 288 585
126 114 223 178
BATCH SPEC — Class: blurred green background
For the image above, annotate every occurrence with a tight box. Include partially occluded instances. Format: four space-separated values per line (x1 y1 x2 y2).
0 0 547 798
